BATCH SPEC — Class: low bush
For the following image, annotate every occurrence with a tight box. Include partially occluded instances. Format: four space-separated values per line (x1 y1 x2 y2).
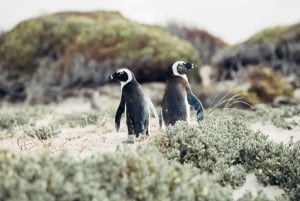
240 67 294 105
56 111 99 127
154 116 299 200
0 111 28 130
24 121 59 140
0 107 49 131
154 120 266 187
255 142 300 201
270 105 300 129
1 105 298 200
0 147 235 201
209 105 300 129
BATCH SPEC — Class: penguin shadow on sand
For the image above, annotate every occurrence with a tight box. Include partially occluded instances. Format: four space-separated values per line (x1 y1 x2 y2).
159 60 205 128
108 68 159 140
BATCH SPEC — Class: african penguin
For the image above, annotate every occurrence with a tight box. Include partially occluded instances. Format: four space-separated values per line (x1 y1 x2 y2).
109 68 150 137
160 60 204 126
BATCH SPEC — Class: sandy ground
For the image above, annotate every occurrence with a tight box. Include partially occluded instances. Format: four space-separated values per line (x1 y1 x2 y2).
250 121 300 144
1 92 299 200
233 173 284 200
0 95 160 158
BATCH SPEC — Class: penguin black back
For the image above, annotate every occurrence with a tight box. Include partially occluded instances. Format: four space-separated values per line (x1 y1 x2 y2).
161 61 204 126
109 68 149 137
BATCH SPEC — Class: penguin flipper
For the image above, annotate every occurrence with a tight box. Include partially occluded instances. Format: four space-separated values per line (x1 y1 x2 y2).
187 91 204 122
159 110 163 128
115 95 125 132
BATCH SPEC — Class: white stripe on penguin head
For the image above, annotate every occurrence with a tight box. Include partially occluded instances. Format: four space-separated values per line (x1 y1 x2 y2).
172 61 188 81
117 68 133 90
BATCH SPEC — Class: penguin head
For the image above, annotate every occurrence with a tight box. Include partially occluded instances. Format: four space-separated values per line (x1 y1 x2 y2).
109 68 134 88
168 61 197 80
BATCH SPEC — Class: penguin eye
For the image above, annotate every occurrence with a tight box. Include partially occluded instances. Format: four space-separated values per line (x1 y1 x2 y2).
120 71 124 75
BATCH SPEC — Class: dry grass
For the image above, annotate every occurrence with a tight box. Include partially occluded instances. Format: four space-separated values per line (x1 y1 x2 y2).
205 91 253 120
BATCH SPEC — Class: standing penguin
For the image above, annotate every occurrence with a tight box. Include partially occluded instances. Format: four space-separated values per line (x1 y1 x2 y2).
109 68 150 137
160 61 204 126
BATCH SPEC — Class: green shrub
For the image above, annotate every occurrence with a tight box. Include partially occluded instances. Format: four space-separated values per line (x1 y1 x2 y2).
0 147 234 201
237 191 273 201
248 25 290 43
0 111 28 130
56 111 99 127
270 105 300 129
255 142 300 201
153 115 299 200
0 11 201 103
0 106 49 131
209 105 300 129
1 106 298 200
154 120 267 187
242 67 294 105
24 121 59 140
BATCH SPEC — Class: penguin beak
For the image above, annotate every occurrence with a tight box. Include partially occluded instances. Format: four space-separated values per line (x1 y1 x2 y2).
183 62 197 69
109 73 115 81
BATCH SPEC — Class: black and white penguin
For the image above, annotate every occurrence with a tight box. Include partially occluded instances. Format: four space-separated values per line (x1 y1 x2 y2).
160 60 204 126
109 68 150 137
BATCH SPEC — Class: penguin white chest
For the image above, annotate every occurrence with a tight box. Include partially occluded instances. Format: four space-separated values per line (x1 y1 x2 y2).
185 94 191 124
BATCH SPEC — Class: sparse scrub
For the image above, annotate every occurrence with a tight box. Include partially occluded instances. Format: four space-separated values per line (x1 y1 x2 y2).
0 147 235 201
56 111 100 127
237 67 294 105
270 105 300 129
206 107 264 123
0 11 200 103
208 101 300 130
0 103 299 200
24 121 59 140
255 142 300 201
154 120 265 187
153 115 299 200
237 191 273 201
214 22 300 81
0 106 50 132
248 67 293 103
0 111 28 130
